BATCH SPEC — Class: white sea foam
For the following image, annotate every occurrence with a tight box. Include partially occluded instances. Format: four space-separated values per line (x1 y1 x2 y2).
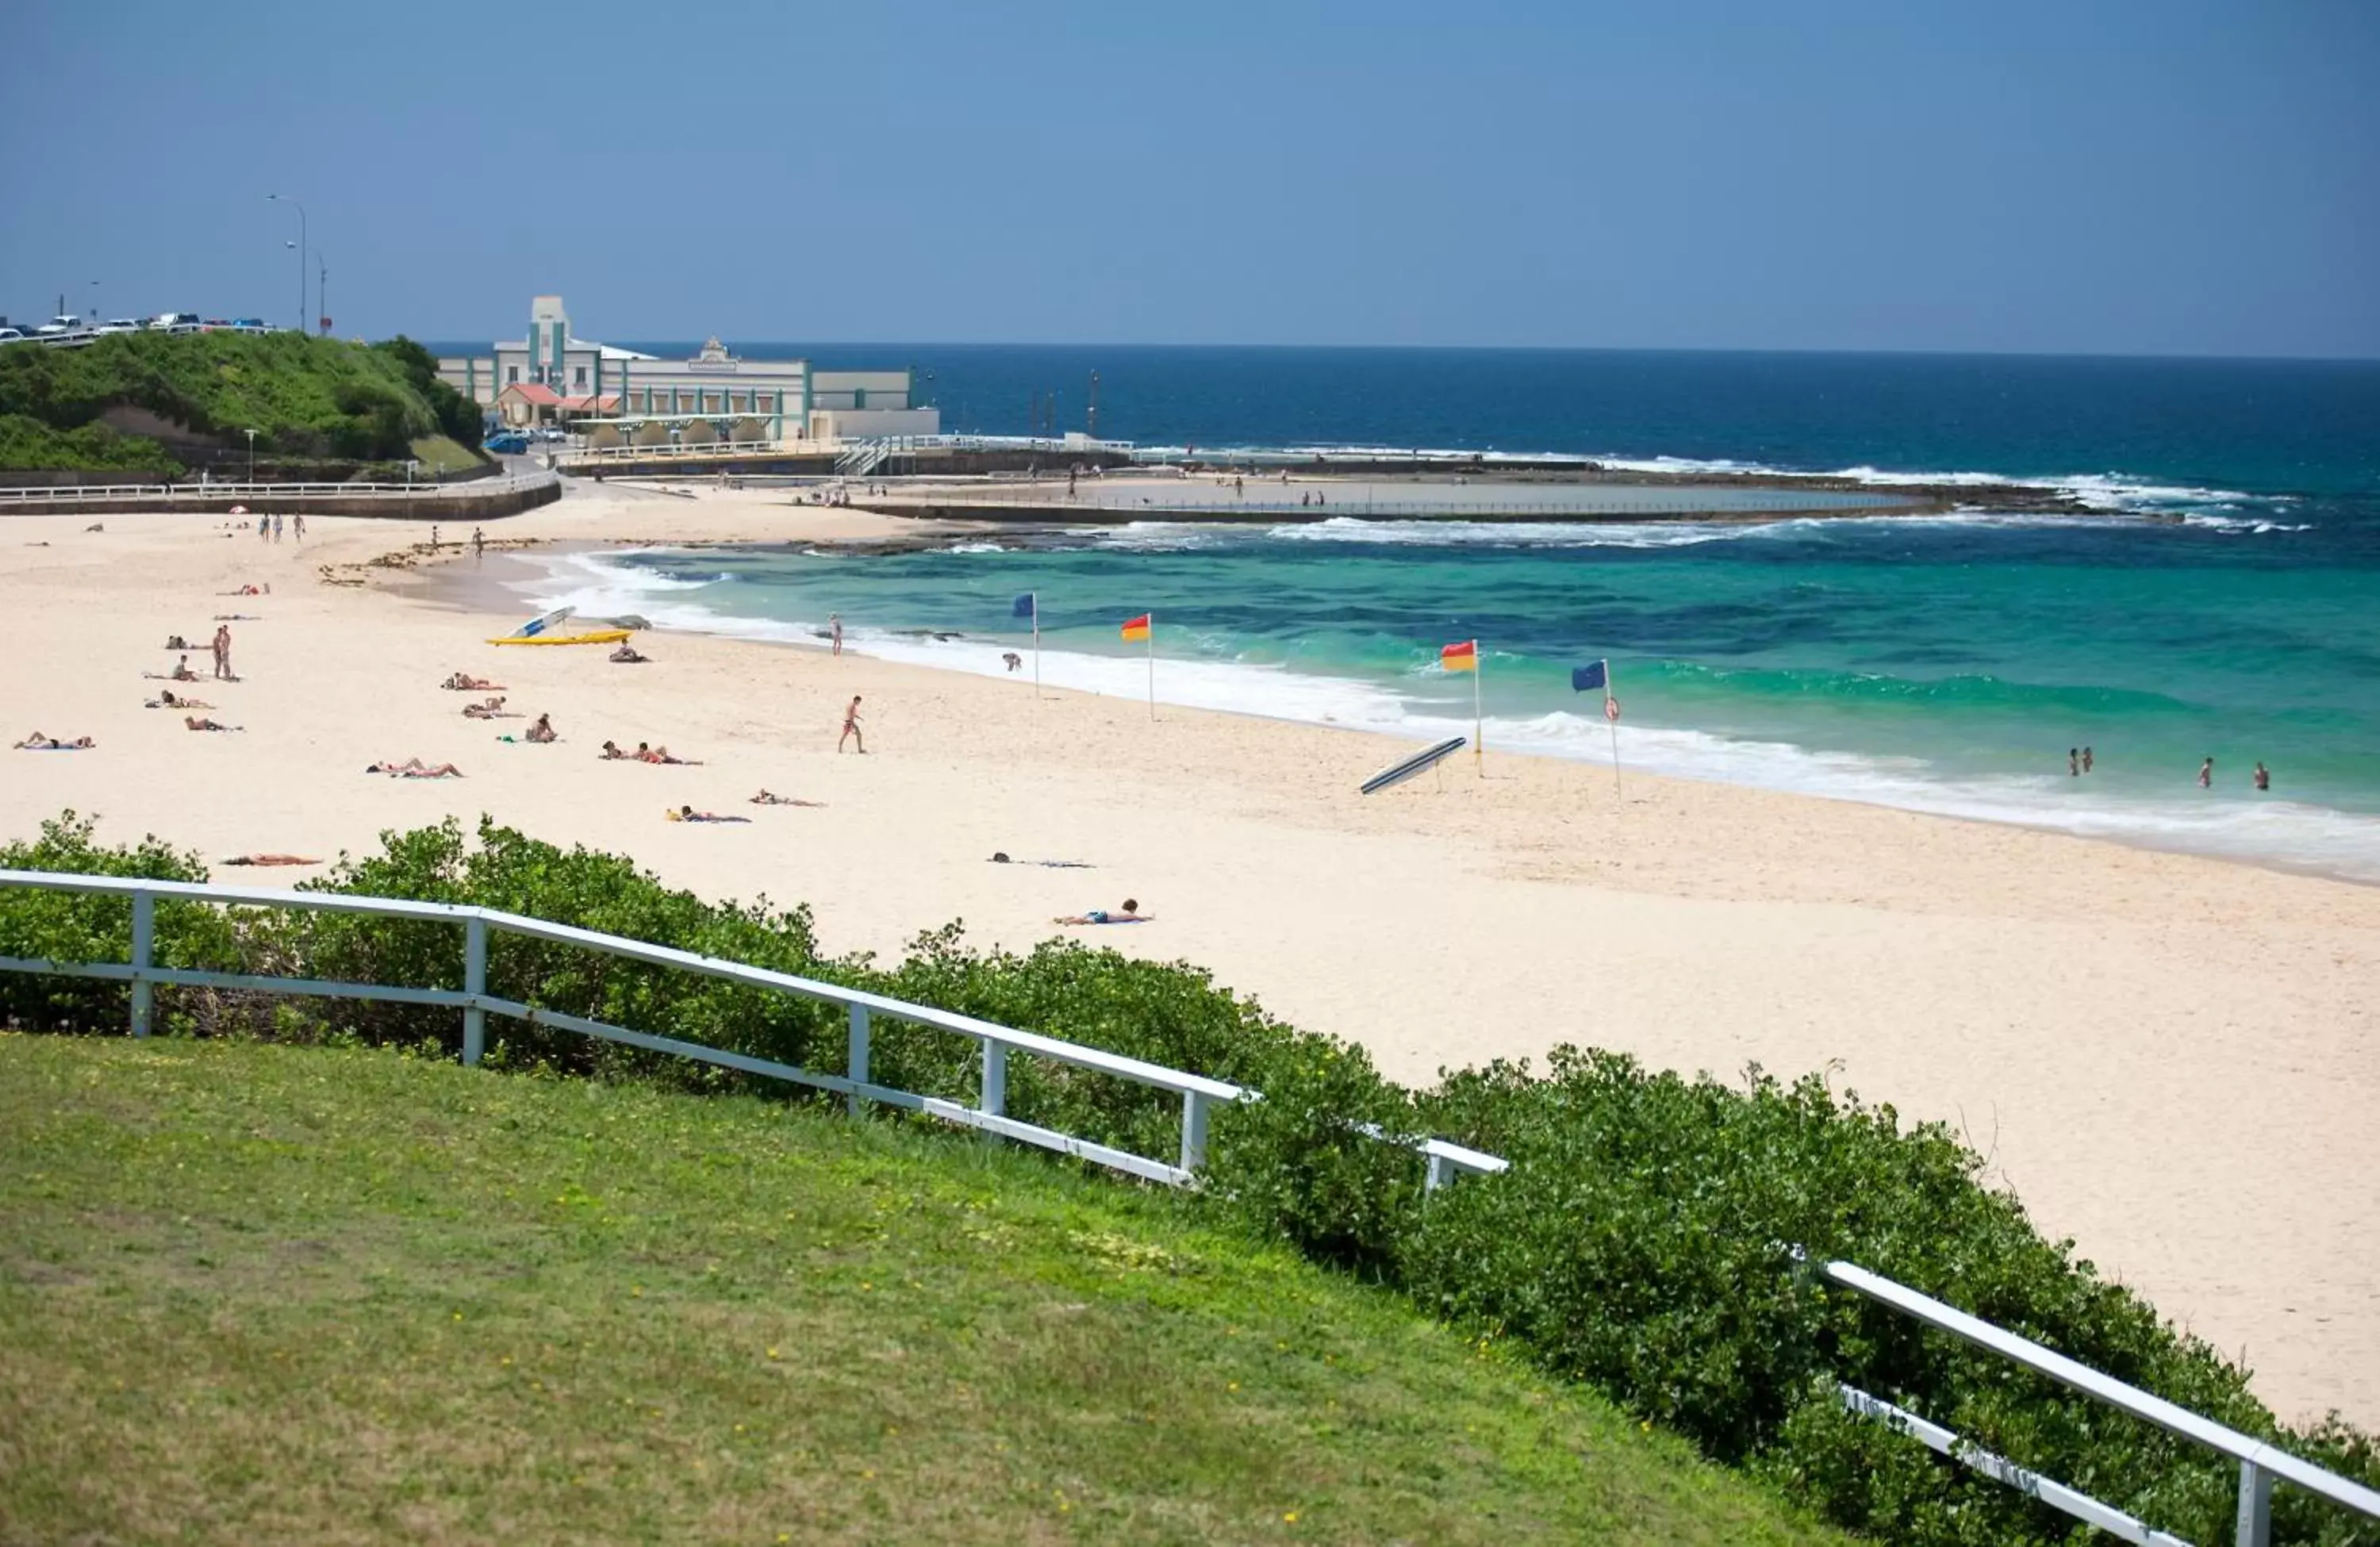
512 549 2380 883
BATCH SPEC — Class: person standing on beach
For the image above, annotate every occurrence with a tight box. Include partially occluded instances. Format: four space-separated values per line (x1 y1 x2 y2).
211 624 232 681
471 527 485 559
2253 762 2271 791
839 695 865 754
2198 756 2214 789
271 512 283 543
2069 747 2079 777
2082 745 2094 774
292 513 305 542
830 614 843 656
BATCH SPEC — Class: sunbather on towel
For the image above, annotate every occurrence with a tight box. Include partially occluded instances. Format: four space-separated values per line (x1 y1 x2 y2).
184 716 242 732
366 758 463 778
1054 900 1150 926
750 789 824 806
669 805 750 823
14 732 94 750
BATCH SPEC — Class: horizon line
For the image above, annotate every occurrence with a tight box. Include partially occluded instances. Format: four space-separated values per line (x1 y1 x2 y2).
402 334 2380 367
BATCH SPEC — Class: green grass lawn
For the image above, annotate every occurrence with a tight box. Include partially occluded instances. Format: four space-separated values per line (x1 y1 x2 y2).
408 434 488 474
0 1035 1846 1546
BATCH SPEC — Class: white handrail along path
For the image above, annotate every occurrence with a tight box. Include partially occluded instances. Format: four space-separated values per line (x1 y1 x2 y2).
0 866 2370 1545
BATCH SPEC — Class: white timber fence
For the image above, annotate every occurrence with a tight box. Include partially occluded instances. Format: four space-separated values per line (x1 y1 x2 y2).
0 866 2372 1547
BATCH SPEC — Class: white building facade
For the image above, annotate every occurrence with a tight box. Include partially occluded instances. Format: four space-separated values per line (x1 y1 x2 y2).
439 296 938 442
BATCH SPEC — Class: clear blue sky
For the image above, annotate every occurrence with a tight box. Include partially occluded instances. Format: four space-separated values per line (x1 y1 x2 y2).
3 0 2374 356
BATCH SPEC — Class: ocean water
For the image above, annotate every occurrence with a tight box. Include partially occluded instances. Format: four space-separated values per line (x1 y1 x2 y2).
518 347 2380 881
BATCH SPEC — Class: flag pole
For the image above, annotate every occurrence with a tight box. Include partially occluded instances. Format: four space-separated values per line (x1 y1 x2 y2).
1146 612 1155 720
1472 638 1484 777
1605 658 1623 801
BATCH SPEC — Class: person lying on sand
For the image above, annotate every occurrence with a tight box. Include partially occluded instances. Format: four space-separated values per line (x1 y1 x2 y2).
667 805 750 823
750 790 825 806
525 713 556 743
443 673 505 691
990 851 1091 869
600 740 630 760
365 758 464 778
217 854 322 867
1054 899 1150 926
634 743 701 765
609 643 650 663
218 584 268 597
460 697 514 719
15 732 95 750
147 690 214 709
164 635 190 650
213 613 261 622
184 716 242 732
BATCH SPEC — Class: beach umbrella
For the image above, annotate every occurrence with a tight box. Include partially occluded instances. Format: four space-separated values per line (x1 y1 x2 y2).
228 505 248 516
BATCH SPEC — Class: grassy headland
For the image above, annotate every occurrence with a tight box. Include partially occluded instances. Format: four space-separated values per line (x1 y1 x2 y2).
0 1035 1841 1545
0 331 482 476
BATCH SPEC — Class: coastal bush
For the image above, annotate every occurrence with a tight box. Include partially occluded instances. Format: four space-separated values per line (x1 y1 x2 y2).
0 329 447 466
3 812 2374 1545
0 413 181 474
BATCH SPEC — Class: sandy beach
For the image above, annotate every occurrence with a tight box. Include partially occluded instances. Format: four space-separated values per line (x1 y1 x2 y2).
2 483 2373 1426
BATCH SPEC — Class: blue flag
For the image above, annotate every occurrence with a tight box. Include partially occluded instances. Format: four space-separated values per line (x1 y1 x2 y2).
1571 660 1608 693
1013 593 1036 618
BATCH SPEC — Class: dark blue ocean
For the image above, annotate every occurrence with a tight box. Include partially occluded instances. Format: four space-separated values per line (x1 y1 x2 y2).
525 345 2380 880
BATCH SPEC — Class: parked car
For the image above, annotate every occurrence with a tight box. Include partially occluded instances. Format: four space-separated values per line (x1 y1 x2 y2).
485 432 531 455
230 318 267 330
148 313 201 330
35 315 80 336
0 327 25 344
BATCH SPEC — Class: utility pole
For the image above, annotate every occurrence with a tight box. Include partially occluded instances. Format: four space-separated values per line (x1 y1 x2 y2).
1088 370 1100 439
267 194 307 334
317 251 328 336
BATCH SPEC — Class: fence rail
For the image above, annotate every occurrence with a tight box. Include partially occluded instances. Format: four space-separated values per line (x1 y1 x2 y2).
0 865 2369 1545
0 471 559 504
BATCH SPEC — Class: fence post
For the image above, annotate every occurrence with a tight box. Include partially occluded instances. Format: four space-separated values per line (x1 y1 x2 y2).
2236 1460 2274 1547
981 1037 1007 1117
129 889 153 1038
1179 1089 1211 1174
462 916 486 1067
846 1004 870 1116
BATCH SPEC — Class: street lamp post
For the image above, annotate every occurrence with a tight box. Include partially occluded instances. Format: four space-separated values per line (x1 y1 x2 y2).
89 279 101 328
267 194 307 334
316 250 328 336
243 428 257 483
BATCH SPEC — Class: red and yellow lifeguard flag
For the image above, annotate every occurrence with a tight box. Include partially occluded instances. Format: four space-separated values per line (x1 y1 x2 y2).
1120 613 1152 643
1440 639 1478 672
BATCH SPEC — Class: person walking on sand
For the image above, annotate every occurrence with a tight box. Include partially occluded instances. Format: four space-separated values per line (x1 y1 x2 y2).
839 695 865 754
2198 756 2214 789
471 526 485 558
430 524 441 550
271 512 283 543
2253 761 2270 792
830 613 843 657
293 512 305 542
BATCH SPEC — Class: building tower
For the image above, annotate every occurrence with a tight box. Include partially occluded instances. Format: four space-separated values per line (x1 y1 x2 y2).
527 296 570 386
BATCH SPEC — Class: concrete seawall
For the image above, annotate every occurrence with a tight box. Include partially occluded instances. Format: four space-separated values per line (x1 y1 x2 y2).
0 475 565 521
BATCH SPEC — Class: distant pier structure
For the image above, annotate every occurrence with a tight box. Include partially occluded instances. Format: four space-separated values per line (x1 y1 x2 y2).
437 296 936 447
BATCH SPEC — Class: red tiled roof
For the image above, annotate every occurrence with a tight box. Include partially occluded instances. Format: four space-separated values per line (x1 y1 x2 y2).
559 393 621 412
501 382 562 405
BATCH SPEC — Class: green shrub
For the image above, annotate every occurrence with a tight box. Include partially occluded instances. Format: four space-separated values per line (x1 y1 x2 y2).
0 330 446 464
0 413 180 474
0 812 237 1031
2 810 2373 1545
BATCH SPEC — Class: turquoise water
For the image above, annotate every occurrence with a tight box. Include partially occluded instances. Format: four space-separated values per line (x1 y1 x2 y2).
512 348 2380 881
